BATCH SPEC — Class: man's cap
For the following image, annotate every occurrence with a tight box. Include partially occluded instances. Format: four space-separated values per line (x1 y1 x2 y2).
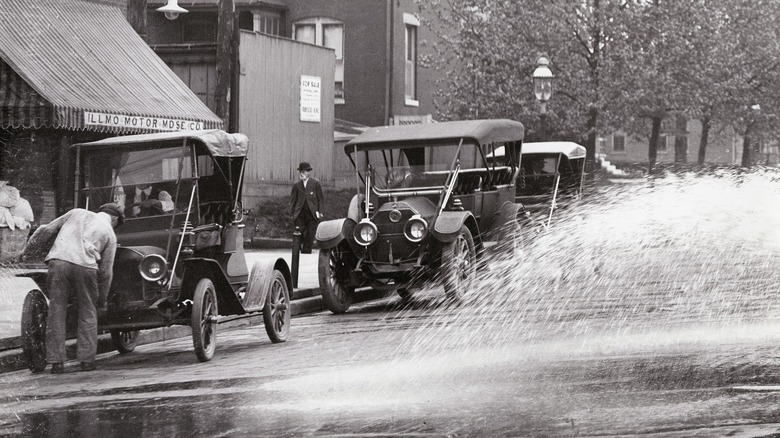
99 203 125 226
297 162 312 171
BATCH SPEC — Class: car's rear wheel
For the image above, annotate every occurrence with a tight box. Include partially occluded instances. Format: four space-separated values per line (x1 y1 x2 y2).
319 247 355 314
21 289 47 372
192 278 218 362
111 330 140 354
263 270 291 343
441 225 476 302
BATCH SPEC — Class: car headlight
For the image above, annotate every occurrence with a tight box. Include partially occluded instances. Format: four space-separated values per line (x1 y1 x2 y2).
353 219 378 246
404 216 428 243
139 254 168 282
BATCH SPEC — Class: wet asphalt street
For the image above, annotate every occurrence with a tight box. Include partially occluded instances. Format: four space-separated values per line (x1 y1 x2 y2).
3 175 780 437
1 287 780 437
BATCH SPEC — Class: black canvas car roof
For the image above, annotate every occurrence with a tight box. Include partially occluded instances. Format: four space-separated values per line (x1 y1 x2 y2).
72 130 248 157
345 119 524 153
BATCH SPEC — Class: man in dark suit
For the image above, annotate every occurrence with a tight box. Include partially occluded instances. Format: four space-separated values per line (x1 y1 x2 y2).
123 183 162 217
290 162 324 253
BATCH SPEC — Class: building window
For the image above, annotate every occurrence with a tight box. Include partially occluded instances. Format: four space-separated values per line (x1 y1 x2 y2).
182 14 217 43
613 134 625 152
293 18 344 103
658 134 670 151
404 13 419 105
597 137 607 153
256 11 282 36
239 10 283 36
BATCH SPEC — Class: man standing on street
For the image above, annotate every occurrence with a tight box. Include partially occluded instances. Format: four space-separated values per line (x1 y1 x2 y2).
290 162 324 254
21 203 124 374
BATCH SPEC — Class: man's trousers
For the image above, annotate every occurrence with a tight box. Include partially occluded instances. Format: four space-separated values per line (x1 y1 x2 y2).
45 260 100 363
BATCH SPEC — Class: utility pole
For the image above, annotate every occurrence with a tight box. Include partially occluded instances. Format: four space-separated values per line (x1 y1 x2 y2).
126 0 148 41
216 0 236 130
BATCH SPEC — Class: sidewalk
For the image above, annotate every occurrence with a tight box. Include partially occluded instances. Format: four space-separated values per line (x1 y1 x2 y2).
0 246 386 373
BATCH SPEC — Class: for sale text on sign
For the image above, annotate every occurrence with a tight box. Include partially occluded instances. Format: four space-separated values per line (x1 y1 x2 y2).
300 75 321 123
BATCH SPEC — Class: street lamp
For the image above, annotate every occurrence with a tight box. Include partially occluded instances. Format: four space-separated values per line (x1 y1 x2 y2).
532 55 554 139
157 0 188 20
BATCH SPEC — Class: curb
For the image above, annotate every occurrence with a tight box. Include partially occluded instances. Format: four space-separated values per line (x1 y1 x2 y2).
244 237 321 250
0 287 386 374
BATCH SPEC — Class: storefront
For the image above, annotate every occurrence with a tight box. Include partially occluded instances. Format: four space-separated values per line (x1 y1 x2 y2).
0 0 223 222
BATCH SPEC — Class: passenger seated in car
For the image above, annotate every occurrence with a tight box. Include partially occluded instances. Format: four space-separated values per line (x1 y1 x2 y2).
121 183 175 217
521 157 554 195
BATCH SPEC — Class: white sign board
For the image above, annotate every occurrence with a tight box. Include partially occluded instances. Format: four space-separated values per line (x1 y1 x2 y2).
300 75 321 123
84 112 204 131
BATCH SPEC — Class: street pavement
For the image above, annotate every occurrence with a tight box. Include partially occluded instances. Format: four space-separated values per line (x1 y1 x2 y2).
0 247 384 373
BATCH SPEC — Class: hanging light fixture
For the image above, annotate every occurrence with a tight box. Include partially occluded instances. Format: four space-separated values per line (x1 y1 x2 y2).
157 0 188 21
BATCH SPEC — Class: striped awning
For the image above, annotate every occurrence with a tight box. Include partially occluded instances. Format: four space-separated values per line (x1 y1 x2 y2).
0 0 223 133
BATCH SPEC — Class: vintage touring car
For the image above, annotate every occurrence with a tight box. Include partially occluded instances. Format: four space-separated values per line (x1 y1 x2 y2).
20 130 292 371
315 119 526 313
515 141 586 230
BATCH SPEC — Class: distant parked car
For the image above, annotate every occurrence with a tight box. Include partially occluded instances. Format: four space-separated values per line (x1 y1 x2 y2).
315 119 526 313
515 141 586 230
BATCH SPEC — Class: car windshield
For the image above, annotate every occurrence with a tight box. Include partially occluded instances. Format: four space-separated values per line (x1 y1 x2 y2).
81 146 197 218
350 142 481 190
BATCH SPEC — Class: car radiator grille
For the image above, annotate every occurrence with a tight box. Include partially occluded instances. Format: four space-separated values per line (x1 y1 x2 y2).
369 208 422 264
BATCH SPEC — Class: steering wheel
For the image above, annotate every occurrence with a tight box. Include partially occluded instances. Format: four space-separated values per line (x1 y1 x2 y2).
386 169 418 188
127 199 164 217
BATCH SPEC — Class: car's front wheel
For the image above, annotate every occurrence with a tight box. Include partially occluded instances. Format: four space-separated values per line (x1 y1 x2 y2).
111 330 140 354
21 289 48 372
441 225 476 302
191 278 218 362
318 247 355 314
263 270 291 343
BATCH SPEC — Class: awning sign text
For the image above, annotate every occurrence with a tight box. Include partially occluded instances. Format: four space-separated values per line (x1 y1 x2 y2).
300 75 321 123
84 112 205 131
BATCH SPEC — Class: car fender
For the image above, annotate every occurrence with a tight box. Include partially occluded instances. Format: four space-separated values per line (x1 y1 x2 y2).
243 258 292 312
115 245 166 266
432 211 477 243
315 218 356 250
180 258 245 316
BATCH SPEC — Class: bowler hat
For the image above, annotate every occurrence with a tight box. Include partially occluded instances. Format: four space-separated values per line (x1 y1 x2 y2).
297 162 313 171
99 203 125 226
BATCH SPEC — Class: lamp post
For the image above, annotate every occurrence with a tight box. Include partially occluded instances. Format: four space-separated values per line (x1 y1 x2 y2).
532 55 554 139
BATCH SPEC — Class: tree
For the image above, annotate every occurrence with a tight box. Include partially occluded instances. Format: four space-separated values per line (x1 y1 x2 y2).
418 0 631 170
418 0 780 170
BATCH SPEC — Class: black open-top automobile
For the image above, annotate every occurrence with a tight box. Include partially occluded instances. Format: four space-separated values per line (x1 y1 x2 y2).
515 141 586 230
315 119 525 313
20 130 292 371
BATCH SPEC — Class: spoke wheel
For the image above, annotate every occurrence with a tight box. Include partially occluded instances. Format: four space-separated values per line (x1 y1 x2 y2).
191 278 218 362
21 290 47 372
318 247 354 314
111 330 140 354
263 270 291 343
441 225 476 302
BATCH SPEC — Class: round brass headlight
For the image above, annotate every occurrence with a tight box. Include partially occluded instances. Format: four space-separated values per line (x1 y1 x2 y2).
139 254 168 282
404 216 428 243
353 219 378 246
